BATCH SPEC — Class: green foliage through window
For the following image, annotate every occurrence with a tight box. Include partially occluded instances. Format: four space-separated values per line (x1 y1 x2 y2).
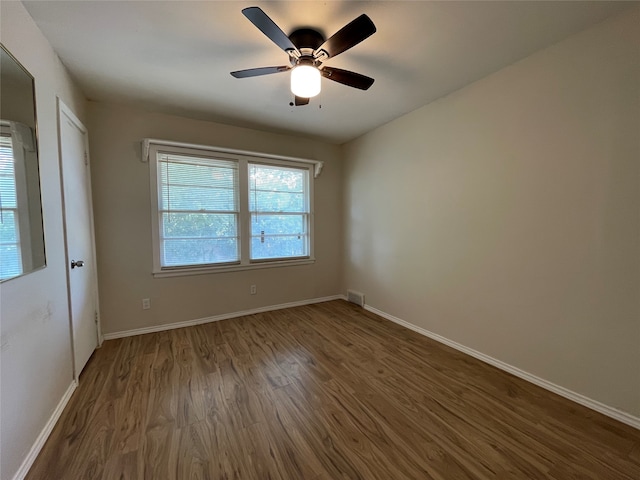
158 154 239 266
249 164 309 260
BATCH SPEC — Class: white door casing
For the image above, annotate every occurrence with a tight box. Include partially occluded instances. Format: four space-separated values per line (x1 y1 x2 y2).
57 99 100 378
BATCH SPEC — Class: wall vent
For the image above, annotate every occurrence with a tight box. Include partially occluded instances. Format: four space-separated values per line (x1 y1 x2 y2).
347 290 365 307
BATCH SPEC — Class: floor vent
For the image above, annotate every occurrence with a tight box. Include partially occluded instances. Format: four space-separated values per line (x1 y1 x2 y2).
347 290 365 307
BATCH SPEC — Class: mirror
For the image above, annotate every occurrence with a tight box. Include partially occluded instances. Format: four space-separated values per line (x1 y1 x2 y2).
0 44 45 281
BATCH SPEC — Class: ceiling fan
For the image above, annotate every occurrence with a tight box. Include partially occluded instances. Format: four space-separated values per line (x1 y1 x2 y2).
231 6 376 106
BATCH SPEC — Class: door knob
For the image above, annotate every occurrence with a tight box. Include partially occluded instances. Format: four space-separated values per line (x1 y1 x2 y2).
71 259 85 269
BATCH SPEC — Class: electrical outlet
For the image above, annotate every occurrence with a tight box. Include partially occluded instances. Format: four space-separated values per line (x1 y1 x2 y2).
142 298 151 310
250 285 257 295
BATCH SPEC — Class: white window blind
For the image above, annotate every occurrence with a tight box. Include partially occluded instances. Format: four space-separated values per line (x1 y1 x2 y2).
158 153 239 267
0 134 22 280
249 163 309 260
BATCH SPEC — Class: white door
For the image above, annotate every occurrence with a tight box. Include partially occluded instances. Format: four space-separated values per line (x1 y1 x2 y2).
58 99 100 377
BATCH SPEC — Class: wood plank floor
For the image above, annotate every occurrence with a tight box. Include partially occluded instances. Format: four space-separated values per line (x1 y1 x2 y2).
27 300 640 479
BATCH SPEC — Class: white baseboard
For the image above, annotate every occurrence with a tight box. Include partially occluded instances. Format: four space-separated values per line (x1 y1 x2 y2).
103 295 346 340
364 304 640 430
12 380 78 480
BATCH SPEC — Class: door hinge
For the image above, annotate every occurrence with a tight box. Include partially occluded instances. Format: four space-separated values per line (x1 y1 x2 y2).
94 311 99 324
84 151 89 165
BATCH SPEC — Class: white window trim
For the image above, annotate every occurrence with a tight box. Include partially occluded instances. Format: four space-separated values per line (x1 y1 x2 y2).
142 138 324 177
147 140 317 278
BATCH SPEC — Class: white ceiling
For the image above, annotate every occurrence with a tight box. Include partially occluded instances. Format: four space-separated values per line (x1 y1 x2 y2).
23 1 631 144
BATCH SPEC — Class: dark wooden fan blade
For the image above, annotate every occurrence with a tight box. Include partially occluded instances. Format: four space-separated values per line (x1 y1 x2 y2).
242 7 298 53
321 67 374 90
231 66 290 78
315 14 376 59
294 96 310 106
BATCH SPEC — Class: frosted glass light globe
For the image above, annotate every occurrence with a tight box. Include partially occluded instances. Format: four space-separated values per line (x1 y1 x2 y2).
290 65 321 98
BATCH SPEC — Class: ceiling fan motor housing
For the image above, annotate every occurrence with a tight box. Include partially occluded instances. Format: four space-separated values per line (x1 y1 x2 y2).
289 28 325 50
288 28 326 66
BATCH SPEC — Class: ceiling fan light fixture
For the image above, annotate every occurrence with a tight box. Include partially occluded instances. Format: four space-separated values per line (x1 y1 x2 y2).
291 65 321 98
232 7 376 105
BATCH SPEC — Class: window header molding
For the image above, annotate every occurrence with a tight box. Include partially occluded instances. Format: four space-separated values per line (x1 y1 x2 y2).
141 138 324 178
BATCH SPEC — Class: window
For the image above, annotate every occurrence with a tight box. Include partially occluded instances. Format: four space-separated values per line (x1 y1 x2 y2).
148 141 317 276
249 164 309 260
0 134 22 280
158 153 239 267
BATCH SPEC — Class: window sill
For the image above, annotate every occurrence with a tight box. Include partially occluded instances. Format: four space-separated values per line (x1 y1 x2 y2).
152 257 315 278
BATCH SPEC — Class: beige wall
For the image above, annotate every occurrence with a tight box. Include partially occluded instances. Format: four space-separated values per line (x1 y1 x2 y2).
87 102 343 335
343 8 640 417
0 2 88 479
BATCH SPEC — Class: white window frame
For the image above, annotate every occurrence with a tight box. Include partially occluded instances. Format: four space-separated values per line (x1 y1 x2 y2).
147 140 319 278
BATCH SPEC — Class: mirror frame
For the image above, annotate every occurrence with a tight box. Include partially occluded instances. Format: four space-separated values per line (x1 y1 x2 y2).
0 43 46 282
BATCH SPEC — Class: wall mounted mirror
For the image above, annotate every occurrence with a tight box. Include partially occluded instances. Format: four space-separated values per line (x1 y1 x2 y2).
0 44 46 281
